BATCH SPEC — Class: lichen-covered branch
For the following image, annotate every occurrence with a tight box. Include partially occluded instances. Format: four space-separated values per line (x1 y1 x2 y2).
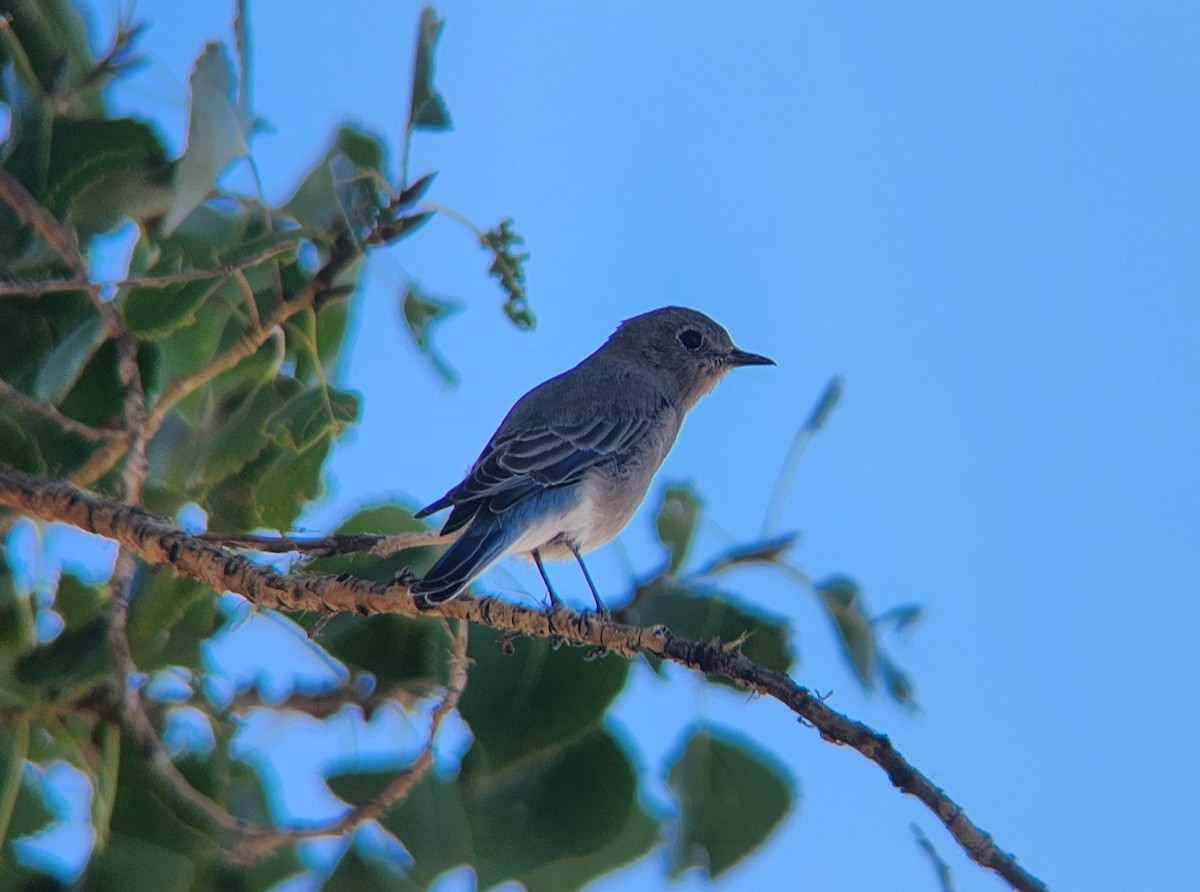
0 463 1048 892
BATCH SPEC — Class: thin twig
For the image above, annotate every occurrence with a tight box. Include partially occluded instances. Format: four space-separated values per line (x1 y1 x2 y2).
225 679 435 720
0 239 299 297
230 268 261 331
230 618 470 862
199 528 451 557
0 463 1050 892
56 19 146 109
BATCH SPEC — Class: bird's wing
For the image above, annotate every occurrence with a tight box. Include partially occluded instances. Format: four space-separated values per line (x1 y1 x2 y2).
416 404 666 534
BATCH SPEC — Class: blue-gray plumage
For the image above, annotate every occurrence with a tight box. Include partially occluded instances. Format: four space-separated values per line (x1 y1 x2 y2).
411 306 774 609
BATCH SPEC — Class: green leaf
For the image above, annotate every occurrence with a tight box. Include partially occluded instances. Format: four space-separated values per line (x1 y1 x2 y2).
266 386 359 452
324 388 360 426
252 433 333 530
319 614 447 687
520 801 659 892
378 773 472 886
0 291 89 385
197 380 298 485
366 743 652 891
6 765 55 846
878 652 915 706
315 296 352 372
150 286 238 383
818 575 875 687
325 770 392 809
137 339 163 404
91 722 119 851
408 7 452 131
804 374 844 433
654 484 702 574
205 416 335 531
395 171 437 208
206 846 307 892
401 285 459 384
211 327 285 395
153 202 249 268
144 413 206 518
481 219 533 329
32 313 103 405
457 634 629 772
23 712 92 775
0 723 29 844
84 831 197 892
203 443 280 531
163 42 248 234
123 276 225 339
57 339 123 428
695 533 798 576
373 211 434 245
632 583 792 683
14 616 109 690
468 729 639 888
0 414 45 474
323 844 414 892
874 602 924 633
45 117 173 237
104 729 219 861
667 727 794 879
53 572 103 629
283 126 388 232
127 566 217 671
0 548 27 664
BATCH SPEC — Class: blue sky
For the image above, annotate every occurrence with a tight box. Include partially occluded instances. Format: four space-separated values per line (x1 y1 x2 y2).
41 2 1200 890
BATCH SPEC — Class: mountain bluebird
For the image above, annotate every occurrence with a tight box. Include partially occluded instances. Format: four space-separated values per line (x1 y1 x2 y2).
411 306 774 610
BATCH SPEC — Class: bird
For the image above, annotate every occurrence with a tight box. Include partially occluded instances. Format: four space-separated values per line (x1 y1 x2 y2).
410 305 774 610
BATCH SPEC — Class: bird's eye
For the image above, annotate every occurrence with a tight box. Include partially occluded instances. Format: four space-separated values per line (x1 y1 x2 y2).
678 329 704 351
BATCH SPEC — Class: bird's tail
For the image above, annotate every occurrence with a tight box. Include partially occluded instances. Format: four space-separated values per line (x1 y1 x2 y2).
411 517 515 609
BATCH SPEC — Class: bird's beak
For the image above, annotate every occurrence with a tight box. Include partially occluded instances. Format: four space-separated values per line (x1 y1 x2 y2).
727 348 776 367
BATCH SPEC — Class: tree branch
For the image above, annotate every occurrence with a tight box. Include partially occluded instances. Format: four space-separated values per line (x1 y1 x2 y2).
223 679 435 719
0 463 1048 892
229 617 470 863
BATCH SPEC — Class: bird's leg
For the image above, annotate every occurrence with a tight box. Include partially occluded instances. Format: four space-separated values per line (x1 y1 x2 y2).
571 546 607 613
532 549 562 607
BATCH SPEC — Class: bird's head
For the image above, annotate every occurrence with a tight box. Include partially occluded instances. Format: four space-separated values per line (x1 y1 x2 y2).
605 306 775 410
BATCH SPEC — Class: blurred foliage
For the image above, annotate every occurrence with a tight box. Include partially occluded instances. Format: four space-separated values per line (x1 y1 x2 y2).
0 3 919 890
